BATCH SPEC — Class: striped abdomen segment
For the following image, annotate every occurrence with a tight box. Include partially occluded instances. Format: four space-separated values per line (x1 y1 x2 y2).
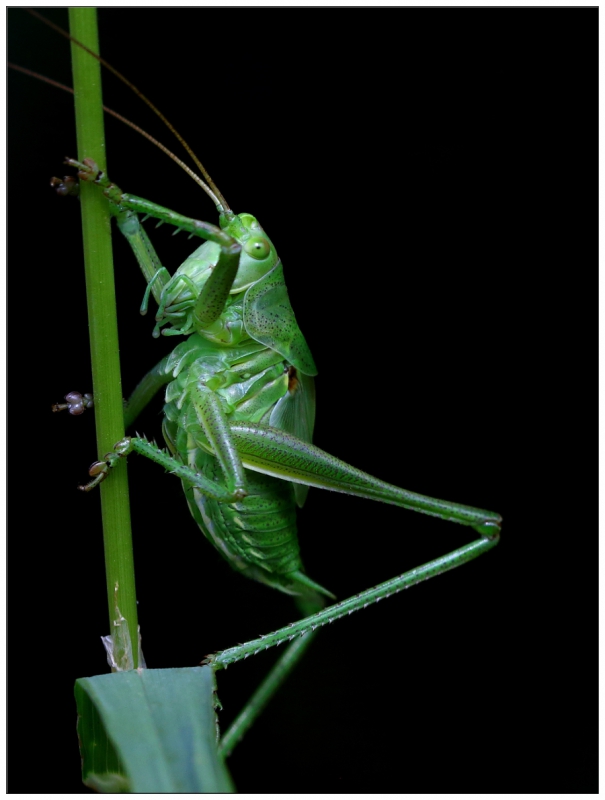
183 447 306 593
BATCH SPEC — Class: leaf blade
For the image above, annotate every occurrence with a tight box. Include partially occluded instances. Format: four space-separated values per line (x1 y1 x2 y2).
75 667 234 793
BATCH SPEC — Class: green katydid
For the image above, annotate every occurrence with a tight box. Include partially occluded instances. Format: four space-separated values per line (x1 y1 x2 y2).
11 9 502 777
45 26 501 757
58 152 500 749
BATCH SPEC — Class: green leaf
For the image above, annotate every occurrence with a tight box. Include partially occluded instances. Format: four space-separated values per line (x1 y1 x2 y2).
75 667 234 793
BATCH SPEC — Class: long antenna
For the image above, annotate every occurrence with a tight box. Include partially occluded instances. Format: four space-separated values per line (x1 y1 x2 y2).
24 9 232 212
8 62 225 209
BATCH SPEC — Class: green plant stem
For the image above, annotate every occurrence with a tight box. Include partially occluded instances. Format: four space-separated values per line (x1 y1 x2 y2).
69 8 139 667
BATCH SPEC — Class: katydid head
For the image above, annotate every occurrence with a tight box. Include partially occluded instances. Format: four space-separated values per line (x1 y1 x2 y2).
149 208 316 376
150 211 281 342
220 212 279 292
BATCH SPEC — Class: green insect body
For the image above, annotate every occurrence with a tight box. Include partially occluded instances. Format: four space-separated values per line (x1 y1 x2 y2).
133 208 329 600
68 155 500 637
160 329 324 597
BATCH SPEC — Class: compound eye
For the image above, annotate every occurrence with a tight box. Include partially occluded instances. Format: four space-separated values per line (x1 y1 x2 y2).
244 236 271 260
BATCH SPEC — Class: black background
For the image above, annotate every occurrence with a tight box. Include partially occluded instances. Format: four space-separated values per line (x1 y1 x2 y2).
8 8 596 794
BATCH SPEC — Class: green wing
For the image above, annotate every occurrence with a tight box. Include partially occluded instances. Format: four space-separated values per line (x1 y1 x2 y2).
269 371 316 507
243 261 318 376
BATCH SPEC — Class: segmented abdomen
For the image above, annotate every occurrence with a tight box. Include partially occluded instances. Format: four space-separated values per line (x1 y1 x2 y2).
161 330 310 593
183 447 305 592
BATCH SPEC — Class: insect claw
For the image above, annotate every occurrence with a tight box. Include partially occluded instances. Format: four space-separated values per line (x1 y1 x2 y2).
50 174 80 197
52 390 94 415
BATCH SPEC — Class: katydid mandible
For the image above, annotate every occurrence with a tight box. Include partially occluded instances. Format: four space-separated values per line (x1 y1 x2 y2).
44 22 502 757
